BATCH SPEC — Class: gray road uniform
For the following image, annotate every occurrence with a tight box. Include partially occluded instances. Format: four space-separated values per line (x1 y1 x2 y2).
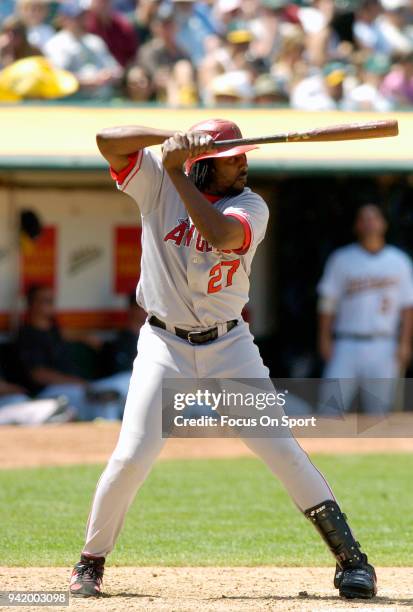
83 147 334 558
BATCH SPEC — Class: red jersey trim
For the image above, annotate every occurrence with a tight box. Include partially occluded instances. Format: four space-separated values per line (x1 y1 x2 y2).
225 212 252 255
203 193 222 204
110 151 143 190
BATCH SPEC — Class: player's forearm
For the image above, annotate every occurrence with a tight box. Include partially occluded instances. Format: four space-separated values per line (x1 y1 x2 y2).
96 126 174 156
399 307 413 346
318 312 335 361
318 312 334 340
165 168 244 249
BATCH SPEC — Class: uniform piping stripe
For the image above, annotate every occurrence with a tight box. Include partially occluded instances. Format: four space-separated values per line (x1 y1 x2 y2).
109 152 138 184
304 446 337 503
225 212 253 255
119 150 144 192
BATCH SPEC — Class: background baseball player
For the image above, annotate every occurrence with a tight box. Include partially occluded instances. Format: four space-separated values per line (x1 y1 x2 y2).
318 203 413 414
69 119 377 600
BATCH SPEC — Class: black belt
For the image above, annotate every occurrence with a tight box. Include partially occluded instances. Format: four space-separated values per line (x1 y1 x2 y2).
149 315 238 345
335 333 394 341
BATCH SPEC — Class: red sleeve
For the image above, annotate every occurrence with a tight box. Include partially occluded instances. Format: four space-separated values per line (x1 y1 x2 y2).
109 152 139 184
226 213 252 255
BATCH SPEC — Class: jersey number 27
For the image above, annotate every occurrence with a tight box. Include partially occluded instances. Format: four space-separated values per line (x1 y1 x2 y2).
208 259 240 294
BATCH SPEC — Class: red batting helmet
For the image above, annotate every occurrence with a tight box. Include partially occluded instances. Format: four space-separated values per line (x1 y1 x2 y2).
184 118 258 174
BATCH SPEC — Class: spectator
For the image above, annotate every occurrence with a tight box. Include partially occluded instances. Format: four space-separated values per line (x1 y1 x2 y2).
376 0 412 56
249 0 288 64
317 204 413 414
84 0 138 68
129 0 162 46
125 64 154 101
166 59 199 106
271 26 307 96
15 285 130 420
253 72 288 105
16 0 55 52
214 0 244 31
44 2 122 100
297 0 335 36
136 4 188 84
198 20 255 103
210 70 254 105
296 0 337 67
291 61 348 111
331 1 357 46
353 0 385 52
173 0 214 67
0 16 41 69
344 53 393 110
193 0 219 37
381 52 413 105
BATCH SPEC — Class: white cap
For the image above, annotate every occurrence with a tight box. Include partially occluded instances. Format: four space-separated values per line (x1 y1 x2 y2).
218 0 242 14
211 71 253 99
381 0 409 10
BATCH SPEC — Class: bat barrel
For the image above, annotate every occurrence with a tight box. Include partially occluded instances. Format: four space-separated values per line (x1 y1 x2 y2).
300 119 399 142
213 120 399 148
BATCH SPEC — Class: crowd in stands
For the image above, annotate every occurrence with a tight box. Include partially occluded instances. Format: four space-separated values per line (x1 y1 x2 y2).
1 0 413 108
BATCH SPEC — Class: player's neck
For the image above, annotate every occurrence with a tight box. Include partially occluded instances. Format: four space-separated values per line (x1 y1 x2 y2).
358 238 386 254
202 192 221 203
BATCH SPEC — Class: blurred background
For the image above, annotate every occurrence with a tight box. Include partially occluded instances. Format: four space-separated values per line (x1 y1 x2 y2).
1 0 413 422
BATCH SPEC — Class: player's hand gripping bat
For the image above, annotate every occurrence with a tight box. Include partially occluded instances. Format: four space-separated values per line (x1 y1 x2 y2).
213 120 398 148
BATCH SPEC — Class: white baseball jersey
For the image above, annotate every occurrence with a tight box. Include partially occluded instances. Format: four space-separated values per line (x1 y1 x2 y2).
110 148 269 328
318 243 413 336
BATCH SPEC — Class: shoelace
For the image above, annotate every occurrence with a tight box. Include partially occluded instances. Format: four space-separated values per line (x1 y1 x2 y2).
77 563 103 582
342 566 374 581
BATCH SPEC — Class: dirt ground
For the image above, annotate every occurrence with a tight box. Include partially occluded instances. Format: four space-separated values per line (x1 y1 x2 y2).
0 567 412 611
2 421 413 469
2 423 413 611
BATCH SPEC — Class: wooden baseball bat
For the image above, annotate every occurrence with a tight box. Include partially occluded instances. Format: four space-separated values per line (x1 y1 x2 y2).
214 120 398 147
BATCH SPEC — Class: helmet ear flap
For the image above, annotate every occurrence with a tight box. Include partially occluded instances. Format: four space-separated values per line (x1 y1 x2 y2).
188 158 215 191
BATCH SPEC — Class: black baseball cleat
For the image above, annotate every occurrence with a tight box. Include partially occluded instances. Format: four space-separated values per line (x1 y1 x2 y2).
334 555 377 599
69 554 105 597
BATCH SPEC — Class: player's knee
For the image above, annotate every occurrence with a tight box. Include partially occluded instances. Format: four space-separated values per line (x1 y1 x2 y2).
110 439 159 473
254 438 309 472
107 455 150 485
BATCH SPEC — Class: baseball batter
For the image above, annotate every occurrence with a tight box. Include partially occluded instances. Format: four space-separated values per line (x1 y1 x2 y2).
69 119 377 600
318 204 413 414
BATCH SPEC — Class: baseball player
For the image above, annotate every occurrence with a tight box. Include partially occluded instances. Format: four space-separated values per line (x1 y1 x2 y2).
69 119 376 599
318 203 413 414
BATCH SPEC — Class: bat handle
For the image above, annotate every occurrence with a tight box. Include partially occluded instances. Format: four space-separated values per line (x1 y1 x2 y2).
214 135 286 148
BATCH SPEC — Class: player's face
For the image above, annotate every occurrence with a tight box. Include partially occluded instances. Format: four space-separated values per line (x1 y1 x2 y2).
354 205 387 240
210 154 248 196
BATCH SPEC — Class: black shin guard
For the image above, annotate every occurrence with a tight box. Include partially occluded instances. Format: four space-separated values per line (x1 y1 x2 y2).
304 500 363 569
305 500 377 599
